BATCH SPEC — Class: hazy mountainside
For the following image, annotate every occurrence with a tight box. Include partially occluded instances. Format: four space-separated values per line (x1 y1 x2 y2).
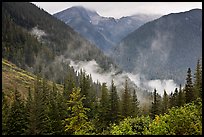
54 6 160 54
2 2 117 83
113 9 202 84
2 59 64 101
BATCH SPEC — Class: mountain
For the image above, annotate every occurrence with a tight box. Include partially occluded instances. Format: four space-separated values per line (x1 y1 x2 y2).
53 6 160 54
2 2 118 84
2 59 64 101
112 9 202 84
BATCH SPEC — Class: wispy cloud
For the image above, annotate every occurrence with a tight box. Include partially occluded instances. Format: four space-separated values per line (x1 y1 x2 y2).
32 2 202 18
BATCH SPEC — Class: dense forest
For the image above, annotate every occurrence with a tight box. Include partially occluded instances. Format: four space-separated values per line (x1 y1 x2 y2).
2 2 118 84
2 2 202 135
2 59 202 135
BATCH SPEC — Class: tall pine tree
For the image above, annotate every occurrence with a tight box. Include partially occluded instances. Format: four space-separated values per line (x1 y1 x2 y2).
177 84 185 107
193 59 202 99
121 79 131 118
7 88 27 135
130 89 140 117
109 80 120 124
150 89 161 119
2 92 10 135
185 68 194 103
98 83 110 132
25 87 37 135
162 90 169 114
63 87 93 135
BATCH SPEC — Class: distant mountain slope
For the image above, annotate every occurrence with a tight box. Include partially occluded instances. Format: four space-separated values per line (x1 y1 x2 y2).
2 59 64 101
2 2 118 83
54 6 160 54
113 9 202 84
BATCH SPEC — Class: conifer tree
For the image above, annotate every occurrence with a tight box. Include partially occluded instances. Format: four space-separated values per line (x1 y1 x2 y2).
150 89 161 119
7 88 27 135
55 83 67 134
193 59 202 99
177 84 185 107
98 83 110 131
109 80 120 124
25 87 36 135
169 92 174 108
63 67 76 100
40 78 52 134
63 87 93 135
185 68 194 103
48 82 65 134
131 89 140 117
2 92 10 135
32 76 51 134
174 88 179 106
121 79 131 118
162 90 169 114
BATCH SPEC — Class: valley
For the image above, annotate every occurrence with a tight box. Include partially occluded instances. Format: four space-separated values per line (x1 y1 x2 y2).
2 2 202 135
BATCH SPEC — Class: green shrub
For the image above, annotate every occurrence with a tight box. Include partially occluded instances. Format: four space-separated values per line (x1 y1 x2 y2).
144 99 202 135
110 116 151 135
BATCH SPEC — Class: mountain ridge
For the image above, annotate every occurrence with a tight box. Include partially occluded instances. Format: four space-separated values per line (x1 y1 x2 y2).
2 2 118 84
54 6 161 54
112 8 202 84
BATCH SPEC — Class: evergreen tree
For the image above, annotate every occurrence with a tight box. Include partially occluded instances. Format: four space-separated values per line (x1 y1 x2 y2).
174 88 179 107
121 79 132 118
185 68 194 103
63 67 76 100
7 88 27 135
40 78 52 134
150 89 161 119
2 92 10 135
32 76 51 134
55 83 67 135
162 90 169 114
79 70 97 119
98 83 110 131
48 82 65 134
109 80 120 124
177 84 185 107
131 89 140 117
25 87 37 135
193 59 202 99
169 92 174 108
63 87 93 135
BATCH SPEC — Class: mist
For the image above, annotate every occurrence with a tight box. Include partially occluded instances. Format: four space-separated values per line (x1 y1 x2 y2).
68 59 178 96
30 26 47 42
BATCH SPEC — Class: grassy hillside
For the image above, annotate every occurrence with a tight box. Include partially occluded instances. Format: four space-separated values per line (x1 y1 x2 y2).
2 58 63 101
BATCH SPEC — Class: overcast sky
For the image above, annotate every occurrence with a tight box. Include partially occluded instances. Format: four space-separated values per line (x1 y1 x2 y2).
32 2 202 19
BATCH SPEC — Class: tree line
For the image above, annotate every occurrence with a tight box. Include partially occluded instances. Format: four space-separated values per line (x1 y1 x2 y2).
2 59 202 135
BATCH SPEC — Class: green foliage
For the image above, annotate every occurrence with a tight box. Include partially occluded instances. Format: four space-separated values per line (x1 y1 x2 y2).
161 90 169 114
2 2 117 86
110 116 151 135
109 80 121 124
193 59 202 98
185 68 194 103
25 87 36 135
144 99 202 135
97 83 111 132
150 89 162 119
2 93 10 135
6 88 27 135
177 84 185 107
121 79 132 118
48 82 66 134
63 87 94 135
131 89 140 117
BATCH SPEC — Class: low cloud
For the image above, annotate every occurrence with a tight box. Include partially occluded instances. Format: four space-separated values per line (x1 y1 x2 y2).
69 59 178 96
